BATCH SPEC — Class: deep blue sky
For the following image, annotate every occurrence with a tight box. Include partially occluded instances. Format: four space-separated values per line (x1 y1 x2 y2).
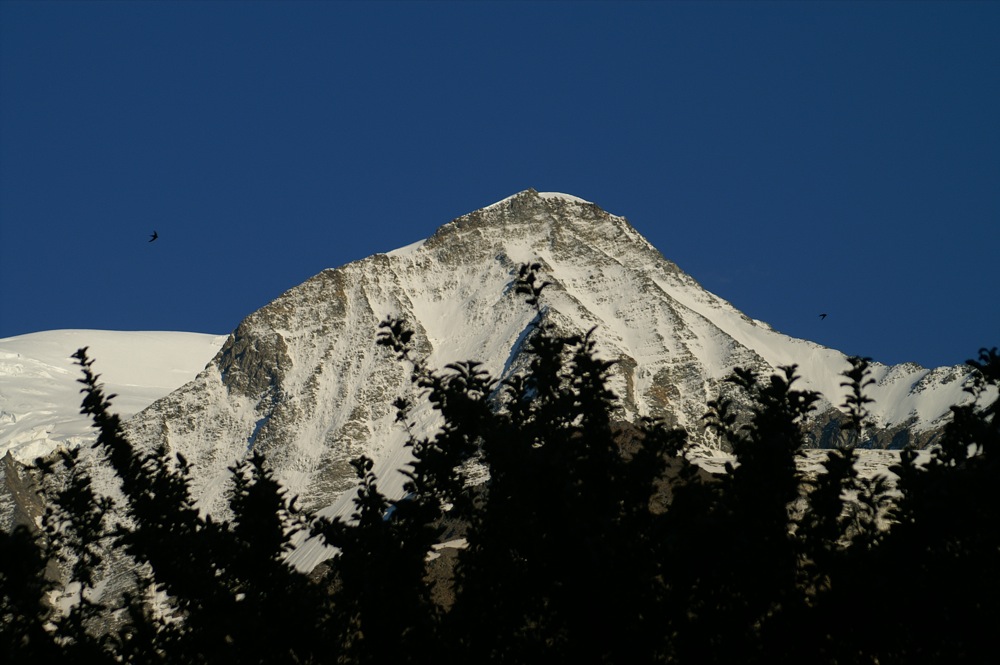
1 1 997 369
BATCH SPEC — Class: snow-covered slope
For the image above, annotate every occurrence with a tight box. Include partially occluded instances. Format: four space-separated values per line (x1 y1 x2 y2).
0 330 227 462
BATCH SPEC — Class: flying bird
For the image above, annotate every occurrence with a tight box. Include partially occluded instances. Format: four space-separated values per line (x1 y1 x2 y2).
819 313 827 320
149 231 158 243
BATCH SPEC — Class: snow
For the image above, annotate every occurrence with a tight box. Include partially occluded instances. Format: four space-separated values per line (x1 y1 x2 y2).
645 271 981 431
483 192 522 209
0 330 227 462
426 538 468 561
384 238 426 257
537 191 592 204
484 190 591 210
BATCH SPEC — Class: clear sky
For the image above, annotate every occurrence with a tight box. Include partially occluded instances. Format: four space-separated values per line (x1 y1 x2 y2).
1 1 997 369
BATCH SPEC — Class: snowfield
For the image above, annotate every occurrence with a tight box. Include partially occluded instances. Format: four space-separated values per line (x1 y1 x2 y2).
0 330 227 462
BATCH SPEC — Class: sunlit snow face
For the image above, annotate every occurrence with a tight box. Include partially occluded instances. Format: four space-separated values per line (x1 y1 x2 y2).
0 330 226 462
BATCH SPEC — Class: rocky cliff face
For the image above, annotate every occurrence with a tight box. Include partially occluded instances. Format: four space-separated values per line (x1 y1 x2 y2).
1 451 45 533
120 189 976 528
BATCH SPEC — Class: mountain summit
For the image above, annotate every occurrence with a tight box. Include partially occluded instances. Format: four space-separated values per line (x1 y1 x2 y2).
116 189 973 543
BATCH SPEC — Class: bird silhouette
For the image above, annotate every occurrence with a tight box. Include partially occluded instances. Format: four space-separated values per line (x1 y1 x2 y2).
149 231 158 243
819 313 827 320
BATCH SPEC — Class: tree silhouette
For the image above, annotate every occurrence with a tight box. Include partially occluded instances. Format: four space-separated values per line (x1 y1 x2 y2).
1 272 996 665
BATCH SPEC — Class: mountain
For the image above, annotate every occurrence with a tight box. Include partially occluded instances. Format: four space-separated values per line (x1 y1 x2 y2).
1 191 982 570
74 189 966 567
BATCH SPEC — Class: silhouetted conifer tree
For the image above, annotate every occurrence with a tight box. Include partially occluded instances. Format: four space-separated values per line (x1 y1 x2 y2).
4 271 996 665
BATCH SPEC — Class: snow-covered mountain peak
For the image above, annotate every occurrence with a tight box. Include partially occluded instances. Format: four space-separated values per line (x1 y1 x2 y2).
536 191 593 204
446 189 618 237
1 191 987 573
105 191 978 538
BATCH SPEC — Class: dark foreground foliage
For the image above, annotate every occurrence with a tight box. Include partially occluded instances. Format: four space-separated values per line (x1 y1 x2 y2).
2 264 998 664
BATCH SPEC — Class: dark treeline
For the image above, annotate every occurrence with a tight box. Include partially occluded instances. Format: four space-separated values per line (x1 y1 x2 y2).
2 263 998 664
